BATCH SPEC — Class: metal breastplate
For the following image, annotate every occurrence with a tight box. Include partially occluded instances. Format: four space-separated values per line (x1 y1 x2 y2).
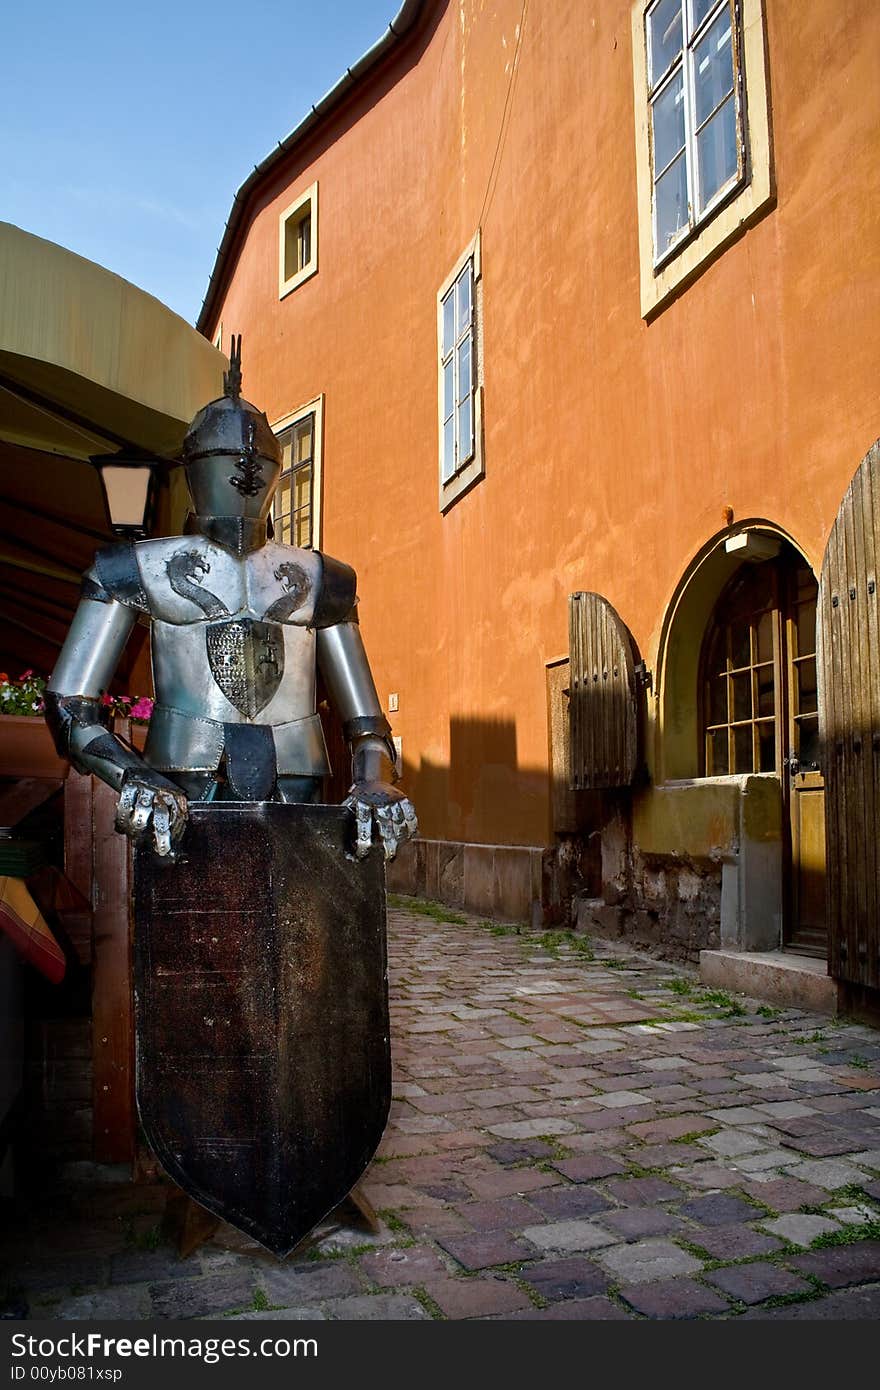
137 538 328 775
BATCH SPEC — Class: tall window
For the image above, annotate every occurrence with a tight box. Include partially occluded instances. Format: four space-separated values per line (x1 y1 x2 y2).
437 233 484 511
647 0 744 264
440 260 474 483
274 411 316 548
631 0 771 316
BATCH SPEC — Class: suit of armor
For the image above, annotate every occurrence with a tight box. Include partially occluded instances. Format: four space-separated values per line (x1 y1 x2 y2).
45 342 416 862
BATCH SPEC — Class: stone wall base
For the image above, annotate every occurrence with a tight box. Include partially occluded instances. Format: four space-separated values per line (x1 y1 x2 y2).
386 838 544 925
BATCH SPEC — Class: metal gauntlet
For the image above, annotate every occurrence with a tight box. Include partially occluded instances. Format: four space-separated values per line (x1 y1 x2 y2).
316 619 418 861
44 692 188 858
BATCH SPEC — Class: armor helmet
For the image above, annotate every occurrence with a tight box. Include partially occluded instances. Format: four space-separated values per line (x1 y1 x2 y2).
181 336 282 524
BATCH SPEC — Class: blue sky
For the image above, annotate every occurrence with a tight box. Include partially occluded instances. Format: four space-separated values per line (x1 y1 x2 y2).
1 1 397 325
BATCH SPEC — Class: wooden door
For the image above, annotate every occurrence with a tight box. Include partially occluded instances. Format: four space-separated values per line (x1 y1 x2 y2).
784 562 826 955
817 440 880 990
568 592 639 790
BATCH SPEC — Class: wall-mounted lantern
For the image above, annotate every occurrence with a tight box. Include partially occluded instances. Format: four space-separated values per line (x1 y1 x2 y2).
90 453 163 538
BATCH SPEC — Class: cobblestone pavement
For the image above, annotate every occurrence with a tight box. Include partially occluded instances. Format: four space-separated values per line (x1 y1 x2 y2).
6 897 880 1321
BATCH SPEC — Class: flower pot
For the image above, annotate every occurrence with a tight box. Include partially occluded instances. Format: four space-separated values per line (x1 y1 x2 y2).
0 714 68 781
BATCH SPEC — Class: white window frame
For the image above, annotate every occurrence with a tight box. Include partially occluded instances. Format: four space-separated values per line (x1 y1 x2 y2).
631 0 772 318
437 231 484 512
278 182 318 299
270 395 324 549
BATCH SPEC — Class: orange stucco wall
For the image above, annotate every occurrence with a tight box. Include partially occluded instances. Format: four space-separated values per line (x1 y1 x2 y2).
206 0 880 849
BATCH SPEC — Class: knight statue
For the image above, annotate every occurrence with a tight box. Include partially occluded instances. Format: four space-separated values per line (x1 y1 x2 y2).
45 337 416 859
44 339 416 1255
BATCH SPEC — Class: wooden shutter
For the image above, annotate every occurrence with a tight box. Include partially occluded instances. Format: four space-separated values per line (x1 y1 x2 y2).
817 439 880 988
568 592 638 790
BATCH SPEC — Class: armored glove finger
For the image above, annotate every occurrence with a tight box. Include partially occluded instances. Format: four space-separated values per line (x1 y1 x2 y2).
130 787 155 834
152 799 173 858
351 798 373 859
401 799 419 841
375 805 399 862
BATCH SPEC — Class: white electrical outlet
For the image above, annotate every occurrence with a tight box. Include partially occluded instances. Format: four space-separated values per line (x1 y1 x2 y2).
388 693 399 712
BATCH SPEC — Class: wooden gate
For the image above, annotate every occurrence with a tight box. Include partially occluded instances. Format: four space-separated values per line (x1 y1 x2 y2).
817 439 880 988
568 592 638 790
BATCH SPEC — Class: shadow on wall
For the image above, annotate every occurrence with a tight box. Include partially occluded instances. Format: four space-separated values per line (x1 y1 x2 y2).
400 715 549 847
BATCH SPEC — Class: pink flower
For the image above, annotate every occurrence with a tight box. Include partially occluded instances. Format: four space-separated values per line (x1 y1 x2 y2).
129 698 154 721
19 669 34 681
100 693 113 706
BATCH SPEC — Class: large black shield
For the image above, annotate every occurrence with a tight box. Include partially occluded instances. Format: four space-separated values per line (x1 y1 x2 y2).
133 804 389 1257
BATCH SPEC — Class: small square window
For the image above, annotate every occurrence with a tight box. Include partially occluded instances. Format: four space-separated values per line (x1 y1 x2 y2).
278 183 318 299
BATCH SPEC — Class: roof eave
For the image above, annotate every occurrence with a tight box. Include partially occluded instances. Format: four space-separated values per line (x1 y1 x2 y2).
195 0 427 335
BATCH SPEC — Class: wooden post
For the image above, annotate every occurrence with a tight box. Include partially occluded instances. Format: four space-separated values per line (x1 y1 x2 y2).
62 771 94 966
91 762 135 1164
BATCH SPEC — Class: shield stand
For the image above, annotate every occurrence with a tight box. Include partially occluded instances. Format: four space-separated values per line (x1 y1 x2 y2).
133 803 390 1258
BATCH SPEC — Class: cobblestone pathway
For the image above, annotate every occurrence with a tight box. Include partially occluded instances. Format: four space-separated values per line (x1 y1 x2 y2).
7 898 880 1320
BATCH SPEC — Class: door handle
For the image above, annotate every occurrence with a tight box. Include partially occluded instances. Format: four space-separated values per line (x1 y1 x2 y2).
784 753 800 776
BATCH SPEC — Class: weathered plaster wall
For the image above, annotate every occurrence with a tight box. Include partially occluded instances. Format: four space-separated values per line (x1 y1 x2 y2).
205 0 880 856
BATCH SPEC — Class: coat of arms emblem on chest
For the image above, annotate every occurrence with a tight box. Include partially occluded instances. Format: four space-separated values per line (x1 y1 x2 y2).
206 618 285 717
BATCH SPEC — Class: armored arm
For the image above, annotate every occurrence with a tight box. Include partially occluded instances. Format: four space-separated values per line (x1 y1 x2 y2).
45 546 187 858
315 567 417 860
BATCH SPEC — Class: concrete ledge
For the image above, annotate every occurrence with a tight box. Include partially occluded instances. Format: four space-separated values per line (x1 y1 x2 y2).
700 949 837 1016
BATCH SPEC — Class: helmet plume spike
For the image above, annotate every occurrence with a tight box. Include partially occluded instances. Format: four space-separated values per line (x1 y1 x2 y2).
223 334 243 402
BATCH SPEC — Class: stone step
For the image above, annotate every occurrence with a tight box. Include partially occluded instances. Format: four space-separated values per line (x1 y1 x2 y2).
699 948 837 1015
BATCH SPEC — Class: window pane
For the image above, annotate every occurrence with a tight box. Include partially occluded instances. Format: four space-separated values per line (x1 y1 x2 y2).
705 625 726 678
648 0 683 87
456 263 472 335
797 658 818 716
442 416 455 482
293 465 311 513
651 71 686 175
697 92 738 211
276 474 291 515
457 336 472 404
756 610 774 664
294 505 311 549
693 7 733 127
293 417 313 466
732 670 751 723
709 728 729 775
795 601 816 659
298 213 312 271
692 0 721 30
756 664 774 718
797 717 820 770
442 289 455 357
654 151 689 255
443 360 454 421
730 620 750 669
458 396 473 464
758 721 776 772
708 675 727 725
733 725 753 773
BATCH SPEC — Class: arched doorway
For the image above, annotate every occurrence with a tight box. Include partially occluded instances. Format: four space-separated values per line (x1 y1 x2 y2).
699 541 825 955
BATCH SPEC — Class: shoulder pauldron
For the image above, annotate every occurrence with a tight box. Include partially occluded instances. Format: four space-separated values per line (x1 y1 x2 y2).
312 552 358 628
90 541 150 613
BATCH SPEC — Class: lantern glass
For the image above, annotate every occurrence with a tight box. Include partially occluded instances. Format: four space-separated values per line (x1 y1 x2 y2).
100 464 153 532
